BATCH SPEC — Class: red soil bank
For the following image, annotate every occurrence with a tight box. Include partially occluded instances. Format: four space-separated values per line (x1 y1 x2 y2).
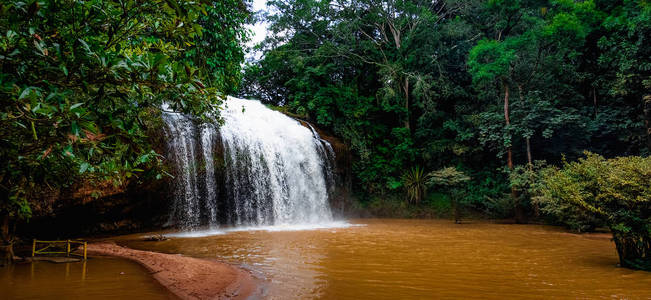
87 242 257 300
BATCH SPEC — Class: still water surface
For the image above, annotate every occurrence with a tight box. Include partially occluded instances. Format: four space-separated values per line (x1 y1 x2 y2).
119 219 651 299
0 257 175 300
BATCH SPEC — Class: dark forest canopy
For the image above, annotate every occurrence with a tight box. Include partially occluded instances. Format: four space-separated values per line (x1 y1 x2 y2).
240 0 650 207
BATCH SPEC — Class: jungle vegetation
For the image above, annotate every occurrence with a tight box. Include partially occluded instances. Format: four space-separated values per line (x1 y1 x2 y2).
0 0 649 270
240 0 650 269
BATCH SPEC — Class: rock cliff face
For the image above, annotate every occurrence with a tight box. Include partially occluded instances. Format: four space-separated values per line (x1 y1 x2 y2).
20 119 353 238
19 177 173 238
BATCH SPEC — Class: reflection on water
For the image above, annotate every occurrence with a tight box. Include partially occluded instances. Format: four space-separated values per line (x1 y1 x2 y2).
0 257 175 300
121 219 651 299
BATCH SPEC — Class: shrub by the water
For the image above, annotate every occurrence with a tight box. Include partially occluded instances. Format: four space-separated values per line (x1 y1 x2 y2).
535 152 651 270
510 162 604 231
427 167 471 223
532 163 605 232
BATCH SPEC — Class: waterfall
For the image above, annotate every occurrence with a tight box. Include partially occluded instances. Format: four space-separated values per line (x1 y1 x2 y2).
200 123 219 225
305 122 337 196
220 97 334 226
162 111 220 228
162 97 334 229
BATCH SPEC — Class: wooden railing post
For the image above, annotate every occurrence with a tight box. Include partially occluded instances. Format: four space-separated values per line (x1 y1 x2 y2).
31 239 87 259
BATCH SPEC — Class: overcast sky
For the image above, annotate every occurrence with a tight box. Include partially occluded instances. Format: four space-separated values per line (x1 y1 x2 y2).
245 0 270 60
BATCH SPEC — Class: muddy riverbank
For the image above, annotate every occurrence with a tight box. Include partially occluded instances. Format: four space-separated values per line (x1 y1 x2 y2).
87 243 258 300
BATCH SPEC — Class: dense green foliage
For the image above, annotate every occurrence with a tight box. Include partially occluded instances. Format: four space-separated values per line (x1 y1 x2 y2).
518 161 605 232
241 0 650 218
426 167 471 222
535 153 650 270
0 0 249 246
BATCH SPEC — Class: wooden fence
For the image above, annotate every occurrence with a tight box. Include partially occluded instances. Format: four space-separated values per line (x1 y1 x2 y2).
32 239 87 260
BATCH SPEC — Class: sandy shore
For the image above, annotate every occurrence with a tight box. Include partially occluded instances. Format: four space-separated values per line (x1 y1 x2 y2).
87 242 258 300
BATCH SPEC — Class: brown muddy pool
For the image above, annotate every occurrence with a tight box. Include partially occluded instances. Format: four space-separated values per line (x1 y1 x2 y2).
116 219 651 299
0 256 176 300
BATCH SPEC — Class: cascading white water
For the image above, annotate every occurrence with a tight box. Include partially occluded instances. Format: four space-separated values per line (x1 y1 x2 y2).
162 96 335 229
162 111 220 228
200 123 219 225
306 122 337 196
220 97 334 226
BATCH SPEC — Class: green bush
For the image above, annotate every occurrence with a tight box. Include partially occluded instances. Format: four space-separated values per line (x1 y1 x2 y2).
535 152 651 270
426 167 470 223
511 161 603 230
362 192 452 219
482 194 517 219
464 170 510 215
366 196 410 218
532 163 605 232
425 192 452 215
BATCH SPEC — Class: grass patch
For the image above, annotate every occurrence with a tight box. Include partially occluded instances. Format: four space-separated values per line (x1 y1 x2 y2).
363 192 452 218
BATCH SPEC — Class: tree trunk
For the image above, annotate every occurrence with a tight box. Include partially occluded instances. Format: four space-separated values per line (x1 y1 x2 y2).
593 87 598 119
526 135 539 216
504 83 513 169
644 94 651 153
403 77 410 131
0 212 13 266
526 137 533 168
513 191 525 223
517 84 533 169
612 231 651 270
504 82 525 223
